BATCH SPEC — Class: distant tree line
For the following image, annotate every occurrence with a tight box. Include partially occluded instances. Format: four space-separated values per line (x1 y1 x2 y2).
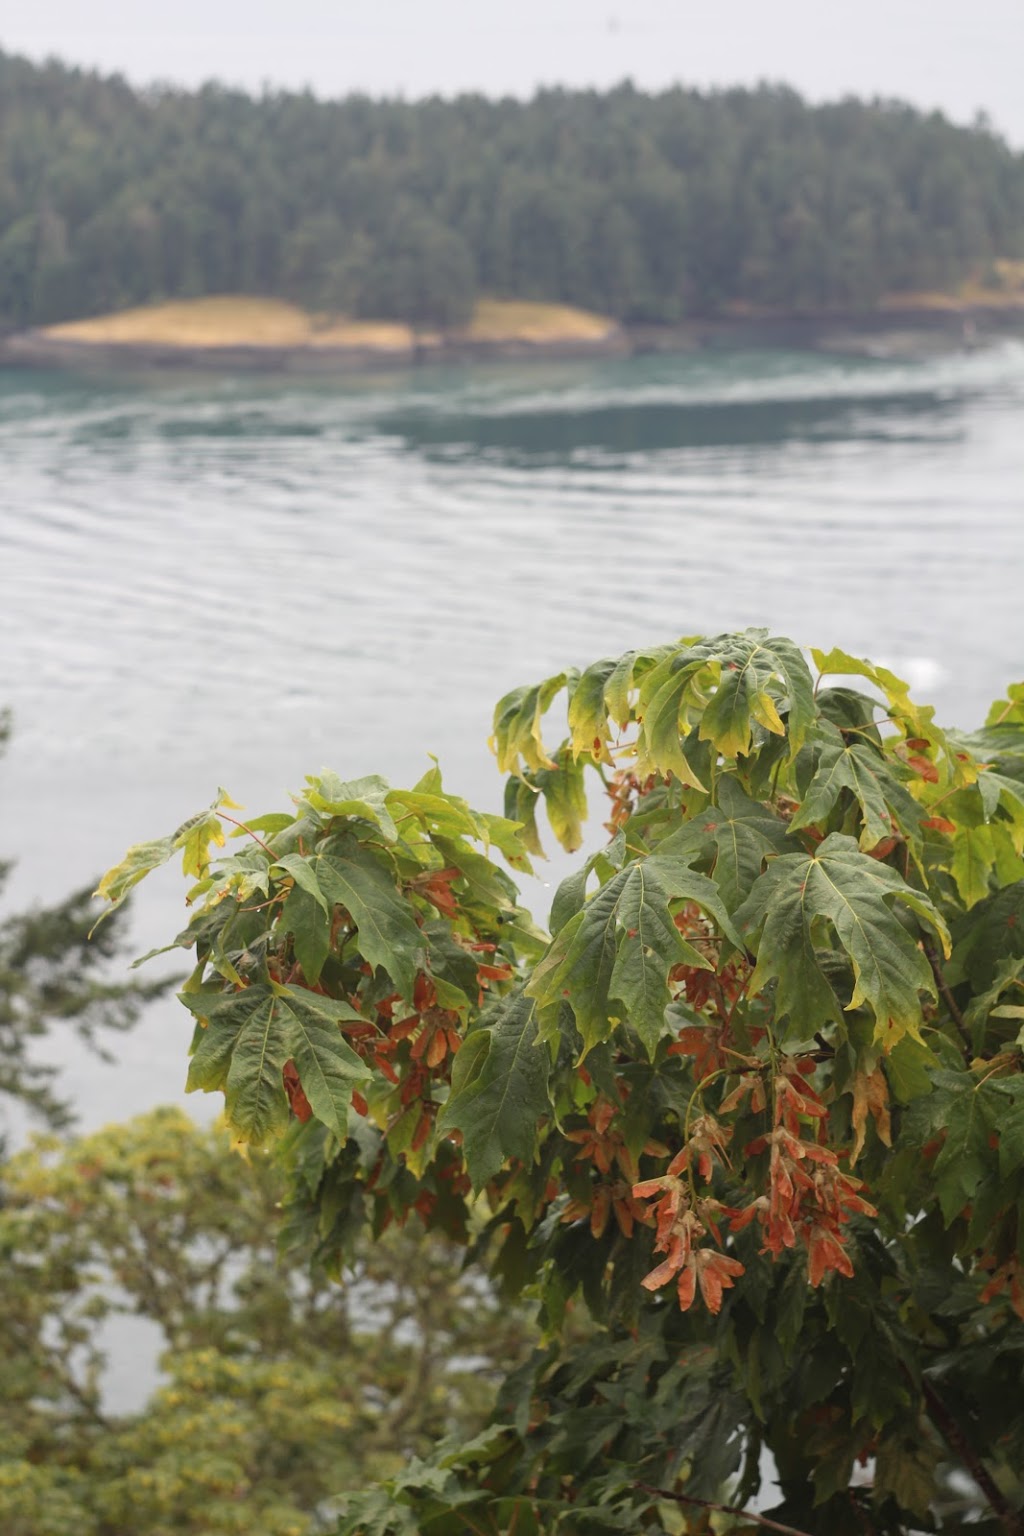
1 49 1023 330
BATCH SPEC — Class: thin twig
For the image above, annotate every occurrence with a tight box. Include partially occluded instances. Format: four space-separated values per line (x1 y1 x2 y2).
8 1319 112 1430
218 810 279 860
637 1483 815 1536
922 1379 1023 1536
922 938 972 1058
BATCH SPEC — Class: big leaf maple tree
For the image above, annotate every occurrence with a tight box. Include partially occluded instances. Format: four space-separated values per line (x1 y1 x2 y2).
99 632 1024 1535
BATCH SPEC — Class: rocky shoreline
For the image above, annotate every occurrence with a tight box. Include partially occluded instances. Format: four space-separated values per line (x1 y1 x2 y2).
0 325 632 373
2 303 1022 374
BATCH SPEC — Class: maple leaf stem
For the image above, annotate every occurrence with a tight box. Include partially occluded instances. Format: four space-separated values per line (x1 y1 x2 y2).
217 811 279 860
922 937 972 1060
637 1483 816 1536
990 697 1018 727
921 779 967 816
769 755 786 801
724 972 751 1029
921 1379 1024 1535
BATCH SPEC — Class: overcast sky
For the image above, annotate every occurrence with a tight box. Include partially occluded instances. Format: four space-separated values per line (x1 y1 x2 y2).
4 0 1024 146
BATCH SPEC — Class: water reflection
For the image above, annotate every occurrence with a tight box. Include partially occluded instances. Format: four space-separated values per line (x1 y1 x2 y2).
378 390 963 459
2 342 1023 1134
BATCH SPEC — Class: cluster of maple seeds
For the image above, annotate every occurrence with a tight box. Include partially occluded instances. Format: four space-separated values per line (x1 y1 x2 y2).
602 767 661 836
560 1096 661 1240
340 953 513 1137
978 1253 1024 1320
279 866 514 1129
369 1144 473 1231
628 1057 877 1314
633 1120 745 1315
734 1062 877 1285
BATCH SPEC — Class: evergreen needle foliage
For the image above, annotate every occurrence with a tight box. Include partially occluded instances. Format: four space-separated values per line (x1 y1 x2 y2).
2 51 1023 330
0 713 169 1144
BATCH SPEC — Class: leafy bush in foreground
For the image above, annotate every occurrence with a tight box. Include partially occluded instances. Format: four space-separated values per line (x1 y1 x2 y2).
100 631 1024 1534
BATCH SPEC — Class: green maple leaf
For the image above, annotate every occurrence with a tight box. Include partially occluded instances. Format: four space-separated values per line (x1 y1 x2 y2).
977 765 1024 821
503 776 543 858
951 822 996 909
567 653 622 758
431 834 519 911
736 834 949 1045
274 851 330 911
477 810 535 873
310 835 424 998
633 630 814 787
528 871 625 1050
528 850 740 1057
634 652 710 789
656 775 794 911
492 671 573 775
438 991 551 1190
811 645 944 745
533 745 590 853
280 883 331 984
182 983 368 1146
422 923 481 1016
950 880 1024 990
700 660 781 758
566 647 671 758
175 799 231 879
93 788 238 926
883 1034 940 1104
299 771 398 841
962 955 1024 1053
904 1071 1002 1225
386 786 481 842
501 746 590 856
985 683 1024 728
610 862 711 1054
991 1078 1024 1181
930 1083 995 1224
874 1434 941 1521
790 726 923 851
697 630 815 759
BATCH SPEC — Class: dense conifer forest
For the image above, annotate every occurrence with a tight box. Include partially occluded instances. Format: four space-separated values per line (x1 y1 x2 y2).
2 48 1023 331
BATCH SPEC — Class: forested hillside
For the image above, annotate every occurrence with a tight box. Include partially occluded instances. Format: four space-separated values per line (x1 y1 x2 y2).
2 49 1023 331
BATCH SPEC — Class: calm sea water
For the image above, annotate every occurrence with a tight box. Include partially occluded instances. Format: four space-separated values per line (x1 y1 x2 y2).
3 343 1024 1132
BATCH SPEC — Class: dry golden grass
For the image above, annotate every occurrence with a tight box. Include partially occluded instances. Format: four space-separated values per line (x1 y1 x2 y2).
883 262 1024 312
463 299 616 341
879 291 964 313
993 258 1024 289
307 316 413 349
42 294 617 351
43 296 414 349
44 297 317 346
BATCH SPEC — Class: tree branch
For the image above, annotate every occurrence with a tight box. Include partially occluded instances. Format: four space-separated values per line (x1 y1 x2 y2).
922 938 972 1058
922 1378 1023 1536
7 1317 112 1431
637 1483 816 1536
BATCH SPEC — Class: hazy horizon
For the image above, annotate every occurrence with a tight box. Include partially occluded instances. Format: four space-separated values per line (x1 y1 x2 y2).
3 0 1024 147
